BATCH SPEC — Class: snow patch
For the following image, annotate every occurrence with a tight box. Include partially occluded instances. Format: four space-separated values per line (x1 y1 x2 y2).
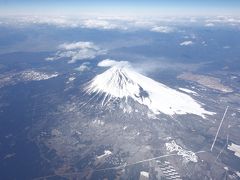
66 77 76 84
92 119 105 126
20 70 58 81
166 140 198 162
68 77 76 81
140 171 149 179
97 150 112 159
224 166 229 171
178 88 198 95
120 102 132 113
147 111 158 119
228 143 240 158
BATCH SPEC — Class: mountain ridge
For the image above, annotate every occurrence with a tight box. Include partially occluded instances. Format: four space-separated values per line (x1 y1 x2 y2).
85 65 215 118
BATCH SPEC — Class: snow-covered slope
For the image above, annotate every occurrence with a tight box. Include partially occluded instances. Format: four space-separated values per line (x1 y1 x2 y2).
85 65 214 118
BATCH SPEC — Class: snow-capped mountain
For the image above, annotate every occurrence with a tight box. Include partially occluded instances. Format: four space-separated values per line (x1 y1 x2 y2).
85 65 214 118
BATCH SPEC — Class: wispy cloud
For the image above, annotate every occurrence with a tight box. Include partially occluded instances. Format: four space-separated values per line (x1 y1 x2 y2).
59 41 98 50
204 16 240 26
2 15 240 30
75 62 90 72
97 58 204 76
98 59 129 67
132 59 204 75
0 16 129 30
205 23 215 27
46 41 106 63
180 40 194 46
82 19 127 30
150 26 174 33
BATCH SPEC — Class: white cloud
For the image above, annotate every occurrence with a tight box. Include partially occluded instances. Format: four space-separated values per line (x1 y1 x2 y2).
202 41 207 46
98 58 203 76
134 20 154 26
75 62 90 72
223 46 230 49
180 40 194 46
205 16 240 25
46 41 106 63
189 18 197 22
98 59 129 67
205 23 215 27
3 15 240 31
82 19 127 30
150 26 174 33
58 41 99 50
45 57 56 61
3 16 130 30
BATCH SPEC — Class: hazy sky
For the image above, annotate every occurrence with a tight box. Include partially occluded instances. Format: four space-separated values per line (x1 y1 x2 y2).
1 0 240 16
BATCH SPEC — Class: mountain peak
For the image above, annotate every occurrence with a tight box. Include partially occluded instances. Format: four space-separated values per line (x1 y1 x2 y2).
85 65 215 118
